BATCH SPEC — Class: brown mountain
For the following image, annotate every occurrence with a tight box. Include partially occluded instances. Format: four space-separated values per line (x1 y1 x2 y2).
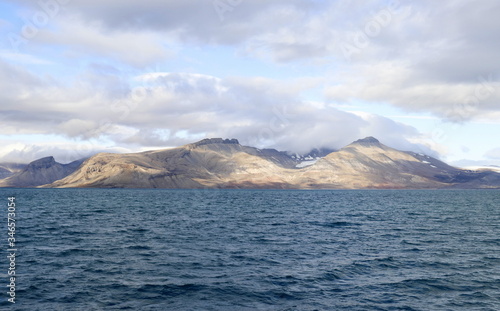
48 137 500 189
297 137 459 188
2 137 499 189
47 138 297 189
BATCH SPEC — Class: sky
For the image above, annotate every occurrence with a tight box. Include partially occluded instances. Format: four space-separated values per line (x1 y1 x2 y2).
0 0 499 167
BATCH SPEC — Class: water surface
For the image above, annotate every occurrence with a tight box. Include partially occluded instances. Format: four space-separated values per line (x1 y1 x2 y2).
1 189 499 310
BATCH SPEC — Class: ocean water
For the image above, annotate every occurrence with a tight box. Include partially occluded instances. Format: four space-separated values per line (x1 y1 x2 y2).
0 189 499 310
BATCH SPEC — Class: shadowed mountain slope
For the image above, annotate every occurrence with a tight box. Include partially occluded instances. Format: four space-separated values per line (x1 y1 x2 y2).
1 137 498 189
0 157 84 187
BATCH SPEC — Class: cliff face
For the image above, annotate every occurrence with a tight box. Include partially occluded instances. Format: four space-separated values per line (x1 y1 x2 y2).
3 137 500 189
0 157 84 187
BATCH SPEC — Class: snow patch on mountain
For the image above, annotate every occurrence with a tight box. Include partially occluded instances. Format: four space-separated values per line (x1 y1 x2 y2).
295 158 320 168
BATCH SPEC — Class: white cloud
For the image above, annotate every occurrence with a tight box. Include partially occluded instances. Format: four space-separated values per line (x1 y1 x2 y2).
57 119 100 139
0 50 52 64
485 148 500 160
0 141 130 164
325 62 500 122
34 17 172 67
0 61 434 157
2 0 499 164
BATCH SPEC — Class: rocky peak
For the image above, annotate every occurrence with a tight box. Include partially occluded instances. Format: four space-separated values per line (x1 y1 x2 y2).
26 156 57 170
351 136 381 146
192 138 240 147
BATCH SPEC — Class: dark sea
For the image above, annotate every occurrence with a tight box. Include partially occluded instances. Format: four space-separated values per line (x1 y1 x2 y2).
0 189 499 311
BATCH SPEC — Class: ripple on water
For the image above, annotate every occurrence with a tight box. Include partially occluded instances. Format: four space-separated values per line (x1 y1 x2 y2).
1 189 499 310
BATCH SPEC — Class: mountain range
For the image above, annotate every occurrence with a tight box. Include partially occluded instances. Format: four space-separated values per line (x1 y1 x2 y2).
1 137 499 189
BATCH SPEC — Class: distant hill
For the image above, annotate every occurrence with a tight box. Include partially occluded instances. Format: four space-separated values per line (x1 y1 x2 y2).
0 163 26 179
1 137 499 189
0 157 84 188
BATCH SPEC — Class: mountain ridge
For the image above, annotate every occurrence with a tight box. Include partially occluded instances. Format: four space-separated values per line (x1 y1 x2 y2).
0 157 84 188
1 137 499 189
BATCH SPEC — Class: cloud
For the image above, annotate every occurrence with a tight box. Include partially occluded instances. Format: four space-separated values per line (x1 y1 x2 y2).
0 58 124 136
325 61 500 122
35 17 172 67
60 0 317 46
485 148 500 160
411 0 500 81
3 0 498 163
57 119 100 139
9 0 500 110
322 0 500 121
451 158 500 168
349 111 439 157
8 0 500 69
0 58 436 158
6 0 369 62
0 50 52 64
0 141 130 164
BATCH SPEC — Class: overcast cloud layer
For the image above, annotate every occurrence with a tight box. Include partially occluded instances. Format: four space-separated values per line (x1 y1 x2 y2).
0 0 499 163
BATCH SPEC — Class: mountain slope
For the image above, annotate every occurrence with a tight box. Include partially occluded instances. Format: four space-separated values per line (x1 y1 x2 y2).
0 167 14 179
4 137 500 189
296 137 446 188
0 163 26 179
48 138 296 189
0 157 84 187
